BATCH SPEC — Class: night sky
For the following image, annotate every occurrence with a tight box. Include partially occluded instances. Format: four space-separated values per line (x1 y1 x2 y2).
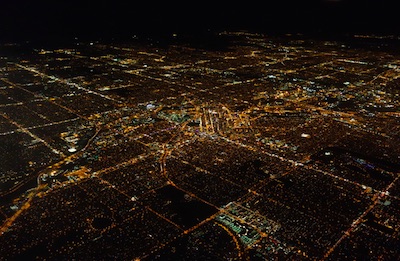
0 0 398 42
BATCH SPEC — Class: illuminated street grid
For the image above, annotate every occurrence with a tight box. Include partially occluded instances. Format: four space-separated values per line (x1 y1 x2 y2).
0 32 399 260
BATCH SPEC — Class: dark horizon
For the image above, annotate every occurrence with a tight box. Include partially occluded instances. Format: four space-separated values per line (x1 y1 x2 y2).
1 0 399 43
